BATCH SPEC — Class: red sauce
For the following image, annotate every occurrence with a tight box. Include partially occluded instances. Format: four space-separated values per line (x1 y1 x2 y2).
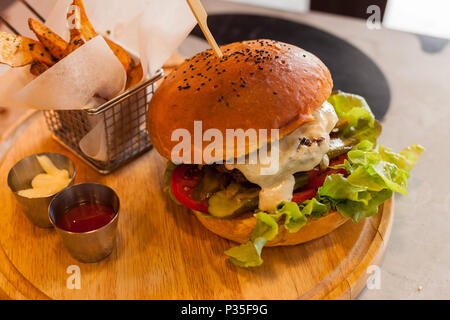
57 203 116 233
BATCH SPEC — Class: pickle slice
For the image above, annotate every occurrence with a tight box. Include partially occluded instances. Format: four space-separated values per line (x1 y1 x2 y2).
208 183 259 218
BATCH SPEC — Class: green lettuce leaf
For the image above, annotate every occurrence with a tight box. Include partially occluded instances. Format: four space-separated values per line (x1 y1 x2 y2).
225 239 267 268
328 91 381 144
346 142 424 195
336 189 393 222
319 141 424 220
379 144 425 172
299 198 330 218
225 212 278 267
273 202 307 233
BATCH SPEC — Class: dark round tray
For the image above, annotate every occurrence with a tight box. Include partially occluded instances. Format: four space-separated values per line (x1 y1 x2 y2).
190 14 391 120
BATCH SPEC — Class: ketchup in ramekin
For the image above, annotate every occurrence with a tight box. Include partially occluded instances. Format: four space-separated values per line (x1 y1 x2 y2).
56 203 116 233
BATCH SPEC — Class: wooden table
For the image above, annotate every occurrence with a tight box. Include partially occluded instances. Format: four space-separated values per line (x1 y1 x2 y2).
1 0 449 299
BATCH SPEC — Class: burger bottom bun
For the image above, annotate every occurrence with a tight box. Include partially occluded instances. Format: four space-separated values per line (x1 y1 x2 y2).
193 210 349 247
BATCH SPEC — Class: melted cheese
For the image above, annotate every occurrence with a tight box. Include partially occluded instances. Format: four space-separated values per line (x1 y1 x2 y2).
226 102 338 211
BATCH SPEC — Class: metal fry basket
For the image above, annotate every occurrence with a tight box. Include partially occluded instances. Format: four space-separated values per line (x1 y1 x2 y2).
43 71 163 174
1 1 164 175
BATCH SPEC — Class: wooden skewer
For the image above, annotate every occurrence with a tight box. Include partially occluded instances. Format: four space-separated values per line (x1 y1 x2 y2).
186 0 223 58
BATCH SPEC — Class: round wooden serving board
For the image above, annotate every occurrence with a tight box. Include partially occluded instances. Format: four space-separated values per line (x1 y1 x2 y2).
0 112 394 300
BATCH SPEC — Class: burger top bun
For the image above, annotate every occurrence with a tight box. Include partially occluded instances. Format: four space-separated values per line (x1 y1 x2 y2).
148 39 333 163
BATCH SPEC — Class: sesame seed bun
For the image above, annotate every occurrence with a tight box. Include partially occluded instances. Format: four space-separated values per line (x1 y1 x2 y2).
147 39 333 163
192 209 349 246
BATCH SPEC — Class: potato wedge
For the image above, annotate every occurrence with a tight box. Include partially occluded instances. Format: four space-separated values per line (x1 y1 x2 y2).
126 62 144 89
72 0 131 72
0 31 54 67
64 8 85 57
73 0 96 41
64 30 84 57
30 61 49 76
104 38 131 72
28 18 68 61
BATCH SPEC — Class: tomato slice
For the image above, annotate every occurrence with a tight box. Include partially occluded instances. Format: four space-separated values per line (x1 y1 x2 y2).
292 189 317 204
170 165 209 213
305 154 348 189
293 154 349 204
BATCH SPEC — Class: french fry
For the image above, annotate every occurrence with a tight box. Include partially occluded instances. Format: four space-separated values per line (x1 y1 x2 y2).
30 61 49 76
0 31 54 67
72 0 131 72
28 18 68 61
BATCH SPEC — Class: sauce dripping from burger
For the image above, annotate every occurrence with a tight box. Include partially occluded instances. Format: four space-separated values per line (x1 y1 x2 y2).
226 102 338 211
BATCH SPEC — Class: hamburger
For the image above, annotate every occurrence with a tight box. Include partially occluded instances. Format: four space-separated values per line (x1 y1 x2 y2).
148 39 423 267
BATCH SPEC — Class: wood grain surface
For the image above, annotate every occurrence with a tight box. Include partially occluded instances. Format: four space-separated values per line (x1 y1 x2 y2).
0 112 394 300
